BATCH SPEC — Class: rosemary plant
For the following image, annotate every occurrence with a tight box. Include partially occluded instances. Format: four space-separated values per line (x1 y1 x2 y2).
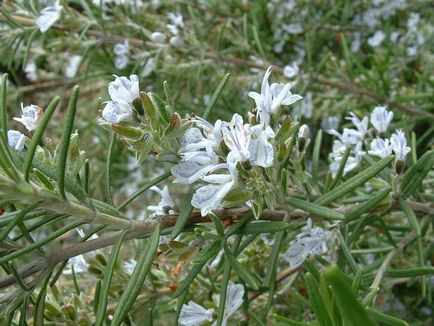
0 1 433 325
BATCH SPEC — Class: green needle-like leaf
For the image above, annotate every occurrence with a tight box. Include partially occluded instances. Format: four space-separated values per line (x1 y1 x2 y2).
202 73 230 119
0 73 9 142
57 86 79 199
95 230 128 326
400 150 434 199
111 225 160 326
316 155 394 206
287 197 345 220
324 265 377 326
222 242 259 290
305 273 333 326
170 190 194 240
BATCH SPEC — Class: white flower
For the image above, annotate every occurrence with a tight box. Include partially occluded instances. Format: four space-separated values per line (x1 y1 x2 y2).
407 12 420 31
346 112 369 137
63 255 88 275
101 100 133 124
192 117 223 147
114 41 129 56
150 32 166 43
172 153 218 185
248 124 275 168
283 61 299 79
390 31 400 43
298 124 310 148
191 163 237 216
368 138 393 158
329 141 365 177
142 58 156 77
293 92 313 119
248 66 302 125
172 123 221 184
167 12 185 32
13 104 43 132
282 219 332 268
321 116 340 131
391 129 410 162
7 130 25 151
108 75 139 104
115 55 129 70
328 128 363 146
212 281 244 325
113 41 130 69
122 259 137 275
179 301 214 326
351 32 362 53
170 36 184 48
282 23 303 34
368 30 386 47
370 106 393 133
222 114 251 165
36 0 62 33
147 185 175 216
24 61 37 81
65 55 82 78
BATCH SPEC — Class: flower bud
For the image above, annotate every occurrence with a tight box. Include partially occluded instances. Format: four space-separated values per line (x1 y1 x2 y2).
95 253 107 266
164 112 181 136
140 91 157 124
170 36 184 48
7 130 25 151
297 124 310 152
252 191 264 220
395 159 405 174
150 32 166 43
110 124 143 140
132 97 145 116
63 303 76 321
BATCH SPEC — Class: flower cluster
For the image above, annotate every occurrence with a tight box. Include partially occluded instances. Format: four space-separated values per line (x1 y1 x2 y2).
327 106 410 176
170 67 301 216
101 75 139 124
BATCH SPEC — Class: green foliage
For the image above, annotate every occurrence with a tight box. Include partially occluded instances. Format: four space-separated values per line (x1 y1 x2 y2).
0 1 433 325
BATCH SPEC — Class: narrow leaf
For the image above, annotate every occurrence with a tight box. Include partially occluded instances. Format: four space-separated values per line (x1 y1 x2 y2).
346 189 391 221
202 73 230 119
0 73 8 142
170 191 194 240
95 230 128 326
57 86 79 198
111 226 160 326
316 155 394 205
324 265 377 326
287 197 345 220
311 130 322 184
400 150 434 199
223 242 259 290
367 308 409 326
239 221 289 235
305 273 333 326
